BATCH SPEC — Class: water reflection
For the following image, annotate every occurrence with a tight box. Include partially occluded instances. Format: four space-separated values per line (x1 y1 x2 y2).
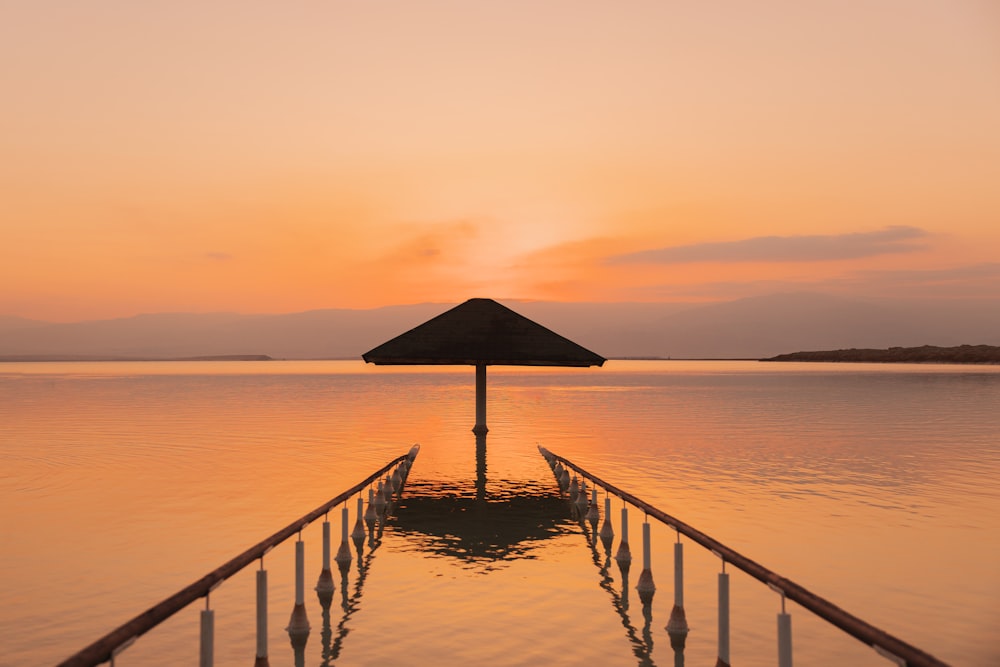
372 435 666 666
5 362 996 666
476 431 486 501
388 480 574 565
318 500 389 665
574 494 658 666
312 462 415 666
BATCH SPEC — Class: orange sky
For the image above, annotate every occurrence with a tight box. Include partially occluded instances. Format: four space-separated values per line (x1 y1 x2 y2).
2 1 999 321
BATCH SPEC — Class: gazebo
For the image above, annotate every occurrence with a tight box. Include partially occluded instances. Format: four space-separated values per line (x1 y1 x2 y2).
362 298 605 434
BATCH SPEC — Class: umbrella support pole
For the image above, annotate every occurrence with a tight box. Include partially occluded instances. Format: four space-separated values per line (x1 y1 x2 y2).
473 363 488 435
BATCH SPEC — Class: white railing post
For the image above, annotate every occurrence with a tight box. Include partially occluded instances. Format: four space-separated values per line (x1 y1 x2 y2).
316 518 335 602
636 521 655 603
335 506 352 569
616 504 632 566
576 478 589 514
199 597 214 667
351 496 366 543
718 561 731 667
599 495 615 548
587 488 600 528
666 535 689 643
255 564 269 667
775 588 793 667
287 539 310 640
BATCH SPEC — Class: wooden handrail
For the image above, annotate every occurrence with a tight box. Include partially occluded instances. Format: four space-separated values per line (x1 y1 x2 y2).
540 447 949 667
58 445 419 667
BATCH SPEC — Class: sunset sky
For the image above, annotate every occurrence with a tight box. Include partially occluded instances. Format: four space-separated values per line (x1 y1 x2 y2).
3 1 999 322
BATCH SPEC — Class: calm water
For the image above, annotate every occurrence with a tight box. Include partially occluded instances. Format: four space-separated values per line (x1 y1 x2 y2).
1 360 999 666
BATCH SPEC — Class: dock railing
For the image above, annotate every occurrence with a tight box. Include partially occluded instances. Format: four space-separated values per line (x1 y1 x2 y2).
57 444 420 667
538 446 950 667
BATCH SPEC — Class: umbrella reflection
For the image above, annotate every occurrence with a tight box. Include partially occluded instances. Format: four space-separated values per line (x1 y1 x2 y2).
388 479 574 565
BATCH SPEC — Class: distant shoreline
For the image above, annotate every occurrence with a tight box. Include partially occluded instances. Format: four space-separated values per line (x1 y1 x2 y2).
762 344 1000 364
0 354 274 363
0 356 757 363
4 349 999 364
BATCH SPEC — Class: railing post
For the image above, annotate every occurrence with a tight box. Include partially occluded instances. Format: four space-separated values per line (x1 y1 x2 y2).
587 488 600 529
335 506 352 570
199 596 214 667
717 560 730 667
382 473 394 501
552 458 569 490
575 478 589 514
774 587 793 667
316 518 335 603
636 521 655 603
286 539 310 641
616 502 632 611
255 564 269 667
599 495 615 549
616 504 631 566
666 534 689 646
391 465 403 497
364 488 377 525
351 495 366 544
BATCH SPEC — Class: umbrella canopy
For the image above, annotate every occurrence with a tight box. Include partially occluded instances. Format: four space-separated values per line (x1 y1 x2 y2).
362 298 606 367
362 298 605 433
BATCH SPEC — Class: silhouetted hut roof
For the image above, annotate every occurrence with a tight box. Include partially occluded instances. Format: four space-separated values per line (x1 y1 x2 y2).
362 298 605 367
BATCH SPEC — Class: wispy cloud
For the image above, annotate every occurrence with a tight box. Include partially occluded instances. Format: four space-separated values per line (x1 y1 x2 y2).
340 219 487 304
205 251 233 261
377 219 479 266
608 226 929 265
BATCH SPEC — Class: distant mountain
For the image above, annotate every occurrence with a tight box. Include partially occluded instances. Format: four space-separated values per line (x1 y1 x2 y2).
0 305 451 360
632 292 1000 359
1 293 999 360
0 315 49 332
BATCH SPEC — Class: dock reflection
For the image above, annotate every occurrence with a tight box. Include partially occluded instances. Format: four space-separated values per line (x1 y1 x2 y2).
310 437 669 666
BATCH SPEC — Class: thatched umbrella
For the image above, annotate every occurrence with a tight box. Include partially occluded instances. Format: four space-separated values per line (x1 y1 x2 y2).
362 298 605 434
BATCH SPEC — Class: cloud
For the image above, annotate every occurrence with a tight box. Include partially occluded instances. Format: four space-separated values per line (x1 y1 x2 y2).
513 236 625 268
205 251 233 261
378 219 479 266
341 219 486 304
608 226 929 265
